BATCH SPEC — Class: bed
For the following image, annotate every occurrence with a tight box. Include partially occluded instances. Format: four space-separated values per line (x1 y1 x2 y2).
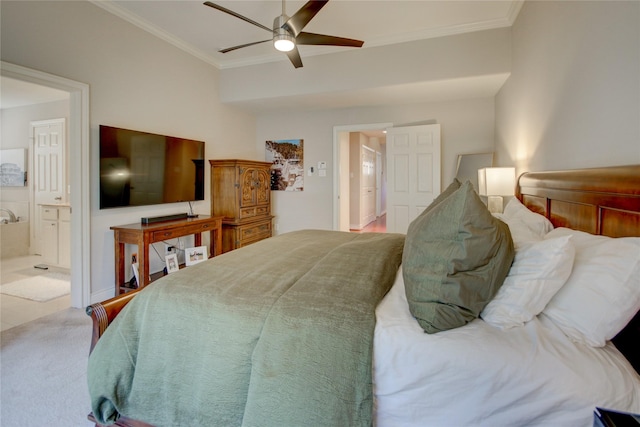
86 164 640 427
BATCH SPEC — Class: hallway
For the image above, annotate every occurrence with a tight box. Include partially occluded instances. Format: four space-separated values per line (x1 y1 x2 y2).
351 214 386 233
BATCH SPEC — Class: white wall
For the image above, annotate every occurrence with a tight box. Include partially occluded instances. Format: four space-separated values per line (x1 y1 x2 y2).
256 97 495 234
1 100 70 211
8 1 613 301
220 27 511 109
495 0 640 173
1 1 257 301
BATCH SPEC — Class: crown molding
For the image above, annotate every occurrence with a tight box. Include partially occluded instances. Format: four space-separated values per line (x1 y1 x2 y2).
364 16 514 49
90 0 524 71
506 1 526 25
88 0 222 69
218 13 519 70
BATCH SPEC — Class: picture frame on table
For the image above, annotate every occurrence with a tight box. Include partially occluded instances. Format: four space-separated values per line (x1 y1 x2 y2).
165 253 179 273
131 253 139 288
185 246 207 266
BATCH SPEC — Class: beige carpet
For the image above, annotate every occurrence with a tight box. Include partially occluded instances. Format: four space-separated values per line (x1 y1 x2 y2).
0 272 70 302
1 308 94 426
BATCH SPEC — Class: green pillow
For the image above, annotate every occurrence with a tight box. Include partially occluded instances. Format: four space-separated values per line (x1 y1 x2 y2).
427 178 462 211
403 181 515 334
406 178 462 237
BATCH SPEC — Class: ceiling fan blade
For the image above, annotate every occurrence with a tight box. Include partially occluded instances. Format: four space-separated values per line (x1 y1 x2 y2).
219 39 271 54
296 32 364 48
286 46 304 68
203 1 273 34
282 0 329 37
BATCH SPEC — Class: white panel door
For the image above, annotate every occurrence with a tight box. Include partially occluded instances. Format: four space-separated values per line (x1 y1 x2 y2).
386 124 441 234
32 118 66 255
33 120 65 203
360 145 376 227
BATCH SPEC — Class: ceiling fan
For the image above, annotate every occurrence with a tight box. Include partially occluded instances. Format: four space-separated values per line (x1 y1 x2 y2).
203 0 364 68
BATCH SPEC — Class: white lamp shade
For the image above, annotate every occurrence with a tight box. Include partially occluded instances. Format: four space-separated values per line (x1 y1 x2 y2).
477 167 516 196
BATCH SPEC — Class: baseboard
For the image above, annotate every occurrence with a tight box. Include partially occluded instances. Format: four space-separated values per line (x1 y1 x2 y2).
90 287 115 305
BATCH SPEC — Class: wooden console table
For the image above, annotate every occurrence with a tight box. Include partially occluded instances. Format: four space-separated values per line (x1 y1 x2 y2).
110 215 223 295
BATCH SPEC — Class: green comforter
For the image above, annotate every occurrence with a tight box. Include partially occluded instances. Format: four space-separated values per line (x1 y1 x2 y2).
88 230 404 427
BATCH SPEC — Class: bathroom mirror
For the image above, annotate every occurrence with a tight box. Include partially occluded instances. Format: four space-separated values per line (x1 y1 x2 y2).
455 153 494 193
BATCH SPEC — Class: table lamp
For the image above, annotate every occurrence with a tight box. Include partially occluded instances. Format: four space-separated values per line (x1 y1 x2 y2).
477 167 516 213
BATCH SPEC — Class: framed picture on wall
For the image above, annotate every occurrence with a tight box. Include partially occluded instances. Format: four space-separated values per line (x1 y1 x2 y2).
0 148 27 187
265 139 304 191
185 246 207 266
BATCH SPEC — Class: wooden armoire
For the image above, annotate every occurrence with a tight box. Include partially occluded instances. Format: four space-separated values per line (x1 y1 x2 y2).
209 159 273 253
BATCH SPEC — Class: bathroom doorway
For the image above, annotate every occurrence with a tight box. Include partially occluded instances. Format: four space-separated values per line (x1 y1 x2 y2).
1 61 91 309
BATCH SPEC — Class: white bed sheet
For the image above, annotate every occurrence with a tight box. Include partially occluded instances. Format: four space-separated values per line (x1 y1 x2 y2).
373 267 640 427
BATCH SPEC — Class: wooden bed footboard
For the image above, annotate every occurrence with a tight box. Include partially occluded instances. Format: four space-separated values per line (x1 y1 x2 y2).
87 290 150 427
86 289 141 353
87 412 154 427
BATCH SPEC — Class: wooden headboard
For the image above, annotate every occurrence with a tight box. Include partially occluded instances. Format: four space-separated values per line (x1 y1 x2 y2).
516 164 640 237
516 164 640 372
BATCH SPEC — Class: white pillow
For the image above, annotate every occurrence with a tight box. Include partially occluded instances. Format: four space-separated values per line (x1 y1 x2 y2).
497 198 554 248
542 228 640 347
481 235 575 329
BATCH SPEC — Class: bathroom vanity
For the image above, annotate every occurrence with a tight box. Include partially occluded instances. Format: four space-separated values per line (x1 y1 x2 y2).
39 204 71 268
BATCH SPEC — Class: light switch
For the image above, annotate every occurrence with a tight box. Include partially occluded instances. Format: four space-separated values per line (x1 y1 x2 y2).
318 161 327 169
319 170 327 177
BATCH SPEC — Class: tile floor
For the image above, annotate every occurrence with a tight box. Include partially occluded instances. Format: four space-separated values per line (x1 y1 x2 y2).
0 254 71 331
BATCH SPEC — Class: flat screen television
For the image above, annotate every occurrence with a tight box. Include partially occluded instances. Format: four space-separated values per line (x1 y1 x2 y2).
99 125 205 209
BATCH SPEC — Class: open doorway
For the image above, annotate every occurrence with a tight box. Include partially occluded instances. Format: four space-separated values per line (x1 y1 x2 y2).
1 61 91 309
333 122 392 233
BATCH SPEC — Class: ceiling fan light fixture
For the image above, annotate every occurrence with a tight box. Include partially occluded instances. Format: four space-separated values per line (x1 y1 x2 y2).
206 0 364 68
274 33 295 52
